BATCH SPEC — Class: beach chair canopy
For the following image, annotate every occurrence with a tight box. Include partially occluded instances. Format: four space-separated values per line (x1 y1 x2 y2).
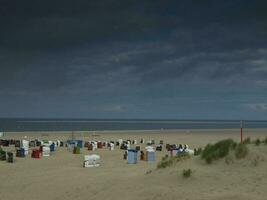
84 154 101 167
145 146 155 152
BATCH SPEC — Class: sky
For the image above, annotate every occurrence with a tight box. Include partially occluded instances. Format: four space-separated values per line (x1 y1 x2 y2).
0 0 267 120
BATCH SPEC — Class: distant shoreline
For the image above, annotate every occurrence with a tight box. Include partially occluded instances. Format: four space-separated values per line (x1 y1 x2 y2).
2 127 267 134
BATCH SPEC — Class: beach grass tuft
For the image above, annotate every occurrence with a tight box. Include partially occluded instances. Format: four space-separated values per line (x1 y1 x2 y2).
254 138 261 146
182 169 192 178
201 139 237 164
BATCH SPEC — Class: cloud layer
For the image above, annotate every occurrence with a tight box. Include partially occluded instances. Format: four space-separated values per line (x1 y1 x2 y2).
0 0 267 119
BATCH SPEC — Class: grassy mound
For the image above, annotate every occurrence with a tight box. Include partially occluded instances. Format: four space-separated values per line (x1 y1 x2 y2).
201 139 237 164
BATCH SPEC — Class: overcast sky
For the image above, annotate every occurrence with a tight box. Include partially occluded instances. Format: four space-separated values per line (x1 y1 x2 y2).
0 0 267 119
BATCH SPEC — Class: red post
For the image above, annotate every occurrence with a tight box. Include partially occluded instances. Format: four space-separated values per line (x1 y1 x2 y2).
240 120 243 144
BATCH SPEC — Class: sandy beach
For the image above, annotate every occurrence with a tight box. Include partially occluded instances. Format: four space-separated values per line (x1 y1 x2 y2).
0 128 267 200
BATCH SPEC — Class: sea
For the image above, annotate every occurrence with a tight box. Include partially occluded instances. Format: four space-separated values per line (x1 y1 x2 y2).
0 118 267 132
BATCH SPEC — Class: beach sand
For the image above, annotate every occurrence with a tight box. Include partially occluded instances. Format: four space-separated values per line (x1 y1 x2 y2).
0 128 267 200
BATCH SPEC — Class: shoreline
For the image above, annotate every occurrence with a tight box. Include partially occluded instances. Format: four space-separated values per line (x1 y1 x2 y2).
2 127 267 134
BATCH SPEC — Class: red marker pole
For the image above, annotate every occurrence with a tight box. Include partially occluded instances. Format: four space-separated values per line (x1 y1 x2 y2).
240 120 243 144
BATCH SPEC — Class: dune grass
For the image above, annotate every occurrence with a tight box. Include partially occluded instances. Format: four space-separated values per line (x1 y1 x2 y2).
201 139 237 164
194 147 202 156
235 143 249 159
243 137 251 144
157 153 190 169
157 156 175 169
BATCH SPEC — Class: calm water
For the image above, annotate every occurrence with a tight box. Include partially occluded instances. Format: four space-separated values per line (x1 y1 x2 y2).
1 118 267 132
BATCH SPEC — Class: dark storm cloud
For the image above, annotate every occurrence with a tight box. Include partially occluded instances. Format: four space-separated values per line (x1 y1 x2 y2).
2 0 267 50
1 0 173 51
1 0 267 118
